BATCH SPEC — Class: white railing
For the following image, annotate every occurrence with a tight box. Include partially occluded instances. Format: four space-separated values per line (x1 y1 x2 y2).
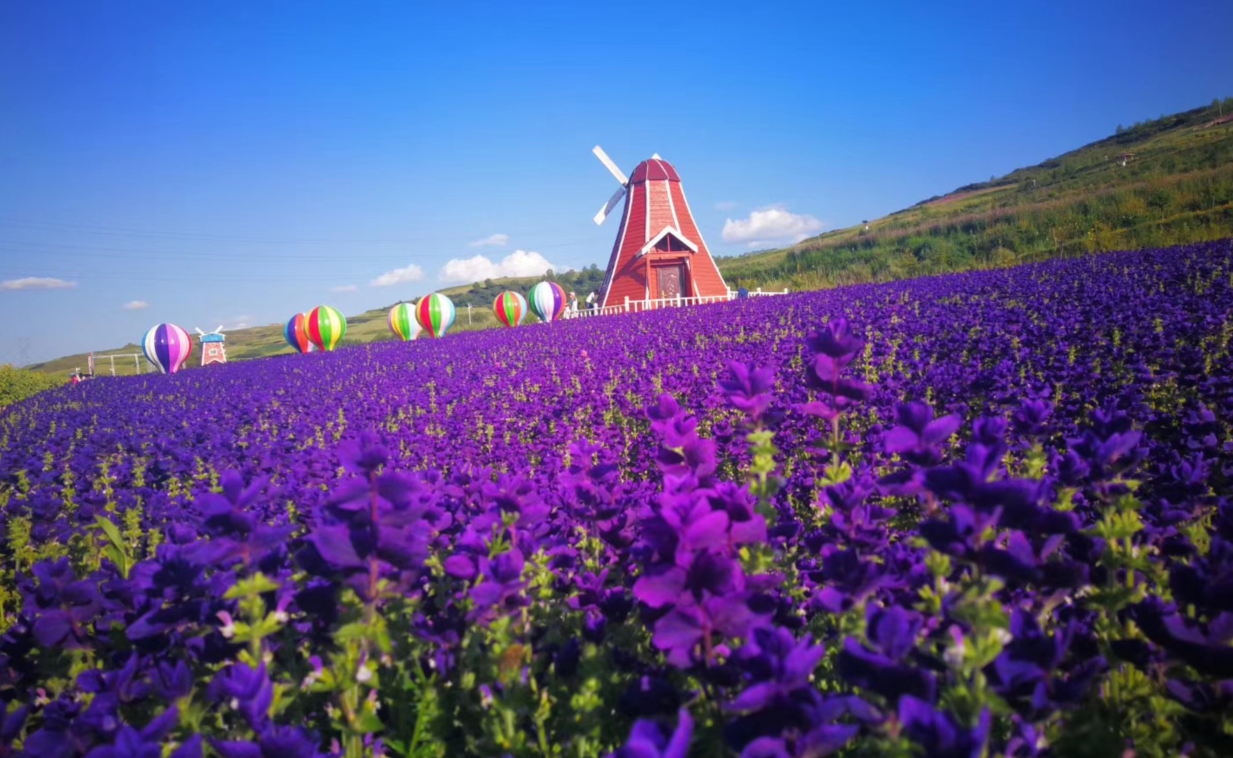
745 287 789 298
563 288 789 319
625 294 732 312
89 353 149 376
566 304 627 319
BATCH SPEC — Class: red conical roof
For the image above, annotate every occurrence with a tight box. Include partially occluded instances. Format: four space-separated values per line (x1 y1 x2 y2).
629 158 681 183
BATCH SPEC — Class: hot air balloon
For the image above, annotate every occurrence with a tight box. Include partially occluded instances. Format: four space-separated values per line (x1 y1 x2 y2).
388 303 421 341
308 305 347 352
142 323 193 374
493 291 527 327
284 313 315 353
529 281 566 324
415 293 456 338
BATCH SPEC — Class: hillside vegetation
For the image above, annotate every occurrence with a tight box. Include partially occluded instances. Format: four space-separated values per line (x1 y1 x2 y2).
719 98 1233 290
0 366 64 407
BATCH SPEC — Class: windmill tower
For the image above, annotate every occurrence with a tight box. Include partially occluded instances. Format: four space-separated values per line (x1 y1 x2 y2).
591 146 728 309
196 326 227 366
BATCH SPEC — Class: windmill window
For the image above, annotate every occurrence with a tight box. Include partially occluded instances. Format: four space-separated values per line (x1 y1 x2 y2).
654 235 692 253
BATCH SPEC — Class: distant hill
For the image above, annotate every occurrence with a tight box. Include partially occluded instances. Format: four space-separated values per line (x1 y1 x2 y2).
716 98 1233 291
28 99 1233 376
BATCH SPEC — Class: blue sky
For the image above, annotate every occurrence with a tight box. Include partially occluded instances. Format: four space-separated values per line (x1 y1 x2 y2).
2 0 1231 364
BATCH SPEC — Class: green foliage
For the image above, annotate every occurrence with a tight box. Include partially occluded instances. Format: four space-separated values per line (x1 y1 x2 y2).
93 515 134 579
0 365 64 407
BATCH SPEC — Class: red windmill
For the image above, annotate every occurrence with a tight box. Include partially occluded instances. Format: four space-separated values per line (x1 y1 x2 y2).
592 147 729 310
195 326 227 366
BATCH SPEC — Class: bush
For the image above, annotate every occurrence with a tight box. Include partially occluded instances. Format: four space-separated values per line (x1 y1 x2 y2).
0 365 63 408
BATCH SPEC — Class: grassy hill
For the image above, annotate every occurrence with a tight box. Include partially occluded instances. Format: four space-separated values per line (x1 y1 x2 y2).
26 98 1233 377
717 98 1233 291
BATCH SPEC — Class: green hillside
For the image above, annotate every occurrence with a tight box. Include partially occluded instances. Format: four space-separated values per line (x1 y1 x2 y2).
26 99 1233 377
717 98 1233 290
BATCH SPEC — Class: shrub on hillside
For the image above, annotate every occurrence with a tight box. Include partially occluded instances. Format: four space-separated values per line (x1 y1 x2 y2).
0 365 63 408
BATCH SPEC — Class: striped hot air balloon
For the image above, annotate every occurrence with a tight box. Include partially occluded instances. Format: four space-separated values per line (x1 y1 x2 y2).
284 313 315 353
528 281 566 324
142 323 193 374
415 293 456 338
307 305 347 352
388 303 421 341
493 291 527 327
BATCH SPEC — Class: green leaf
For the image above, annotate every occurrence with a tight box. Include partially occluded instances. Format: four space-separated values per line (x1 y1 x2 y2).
93 515 124 551
223 573 282 600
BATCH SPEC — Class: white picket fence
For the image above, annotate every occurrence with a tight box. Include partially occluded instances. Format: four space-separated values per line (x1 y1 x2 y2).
566 287 788 319
80 353 149 376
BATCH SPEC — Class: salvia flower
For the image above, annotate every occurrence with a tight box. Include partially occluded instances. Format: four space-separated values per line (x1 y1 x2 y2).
606 707 692 758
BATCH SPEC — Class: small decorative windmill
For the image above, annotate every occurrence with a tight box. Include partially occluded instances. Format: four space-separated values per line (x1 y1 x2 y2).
196 326 227 366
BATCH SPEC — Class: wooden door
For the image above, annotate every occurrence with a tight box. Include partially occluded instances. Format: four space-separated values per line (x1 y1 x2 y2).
656 264 685 299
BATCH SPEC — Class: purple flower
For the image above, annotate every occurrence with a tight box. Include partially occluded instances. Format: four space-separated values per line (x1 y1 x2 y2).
836 606 935 704
152 660 193 701
884 402 961 466
195 472 289 571
898 696 990 758
652 595 758 668
213 725 322 758
23 558 103 649
728 628 825 712
809 546 898 613
1012 398 1053 438
1166 679 1233 714
607 707 692 758
805 318 863 362
468 549 527 621
719 362 776 423
337 430 390 475
1133 600 1233 677
207 663 274 730
635 551 743 609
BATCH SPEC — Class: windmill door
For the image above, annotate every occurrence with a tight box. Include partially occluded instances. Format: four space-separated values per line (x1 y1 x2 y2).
656 264 687 300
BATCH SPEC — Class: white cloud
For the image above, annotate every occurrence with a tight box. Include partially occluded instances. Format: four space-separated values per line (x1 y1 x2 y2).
122 300 149 311
714 201 740 211
0 277 76 291
370 264 425 287
219 315 254 331
721 206 826 245
439 249 556 283
469 233 510 248
331 284 359 293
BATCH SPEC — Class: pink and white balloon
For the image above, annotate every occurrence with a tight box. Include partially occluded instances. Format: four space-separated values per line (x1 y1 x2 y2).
142 323 193 374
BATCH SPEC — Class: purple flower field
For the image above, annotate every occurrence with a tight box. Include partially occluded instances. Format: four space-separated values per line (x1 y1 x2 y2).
2 241 1232 758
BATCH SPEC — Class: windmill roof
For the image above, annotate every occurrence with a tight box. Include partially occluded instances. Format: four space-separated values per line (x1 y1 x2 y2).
630 158 680 183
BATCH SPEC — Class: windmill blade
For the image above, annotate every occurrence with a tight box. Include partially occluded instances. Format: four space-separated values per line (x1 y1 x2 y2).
216 325 224 333
593 185 626 226
593 145 628 185
195 328 206 336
